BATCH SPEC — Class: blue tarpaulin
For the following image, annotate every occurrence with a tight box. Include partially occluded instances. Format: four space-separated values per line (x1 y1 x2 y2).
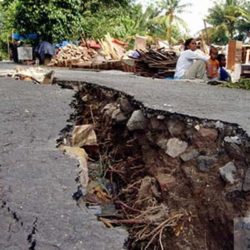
12 33 38 41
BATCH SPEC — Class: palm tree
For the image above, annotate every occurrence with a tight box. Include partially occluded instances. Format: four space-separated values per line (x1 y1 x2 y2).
206 0 249 42
156 0 191 45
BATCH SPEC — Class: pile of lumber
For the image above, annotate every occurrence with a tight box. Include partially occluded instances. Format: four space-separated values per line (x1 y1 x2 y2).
99 34 127 61
49 44 98 67
134 49 178 78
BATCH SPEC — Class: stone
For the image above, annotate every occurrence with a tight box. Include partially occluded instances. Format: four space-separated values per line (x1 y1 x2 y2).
224 142 245 160
166 138 188 158
157 115 165 120
195 125 200 131
224 136 241 145
111 108 127 123
119 97 133 114
199 128 218 141
243 168 250 192
219 162 236 184
192 129 218 149
197 155 217 172
156 138 169 151
180 148 199 162
155 173 176 193
150 117 167 131
127 110 147 131
167 119 186 137
215 121 224 129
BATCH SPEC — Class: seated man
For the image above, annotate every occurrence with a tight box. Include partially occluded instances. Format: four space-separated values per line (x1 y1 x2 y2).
217 54 231 81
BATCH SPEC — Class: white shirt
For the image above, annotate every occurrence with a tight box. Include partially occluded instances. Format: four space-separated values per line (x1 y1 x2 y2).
174 49 209 79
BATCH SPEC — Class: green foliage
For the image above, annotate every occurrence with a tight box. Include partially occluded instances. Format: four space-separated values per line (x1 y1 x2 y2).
155 0 191 44
81 3 161 42
0 0 19 59
206 0 249 44
223 78 250 90
13 0 82 42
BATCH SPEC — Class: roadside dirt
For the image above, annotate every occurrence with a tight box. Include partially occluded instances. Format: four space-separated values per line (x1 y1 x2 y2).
58 80 250 250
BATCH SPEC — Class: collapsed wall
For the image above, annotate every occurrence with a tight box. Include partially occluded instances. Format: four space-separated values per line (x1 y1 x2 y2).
57 80 250 250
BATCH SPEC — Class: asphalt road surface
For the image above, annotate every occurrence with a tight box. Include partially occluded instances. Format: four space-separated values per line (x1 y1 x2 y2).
0 77 127 250
55 68 250 135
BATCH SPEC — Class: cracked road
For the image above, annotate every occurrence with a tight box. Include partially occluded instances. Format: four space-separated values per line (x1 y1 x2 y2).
0 77 127 250
0 62 250 250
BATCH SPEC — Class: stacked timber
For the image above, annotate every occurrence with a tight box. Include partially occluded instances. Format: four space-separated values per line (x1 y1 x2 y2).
134 49 177 78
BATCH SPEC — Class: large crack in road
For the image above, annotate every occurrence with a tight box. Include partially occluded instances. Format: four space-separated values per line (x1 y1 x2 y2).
0 73 250 249
57 80 250 249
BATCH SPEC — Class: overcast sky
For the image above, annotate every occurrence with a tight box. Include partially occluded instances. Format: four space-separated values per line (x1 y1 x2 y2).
136 0 215 35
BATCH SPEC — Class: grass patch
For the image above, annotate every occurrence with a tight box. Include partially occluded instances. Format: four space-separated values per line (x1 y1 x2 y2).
223 78 250 90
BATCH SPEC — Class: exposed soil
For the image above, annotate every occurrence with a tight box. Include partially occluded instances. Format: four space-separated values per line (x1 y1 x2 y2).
57 80 250 250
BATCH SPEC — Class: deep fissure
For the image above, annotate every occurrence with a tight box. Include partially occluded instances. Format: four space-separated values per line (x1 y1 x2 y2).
57 79 250 250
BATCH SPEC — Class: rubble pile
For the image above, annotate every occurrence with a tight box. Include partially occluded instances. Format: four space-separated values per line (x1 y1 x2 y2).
49 44 98 67
49 35 127 69
58 80 250 249
134 49 178 78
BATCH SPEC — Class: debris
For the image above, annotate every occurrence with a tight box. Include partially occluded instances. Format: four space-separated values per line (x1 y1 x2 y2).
119 97 133 114
134 49 177 78
224 142 245 160
166 138 188 158
157 115 165 120
155 173 176 193
156 138 169 151
167 119 186 137
215 121 224 129
180 148 199 162
196 155 217 172
150 117 167 131
99 34 126 60
224 136 241 144
199 128 218 141
49 44 97 67
71 125 97 147
101 103 117 117
219 162 237 184
86 180 111 204
127 110 147 131
111 109 127 124
0 67 55 84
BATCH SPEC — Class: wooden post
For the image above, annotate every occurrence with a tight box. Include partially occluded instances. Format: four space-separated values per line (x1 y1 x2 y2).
227 40 242 70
